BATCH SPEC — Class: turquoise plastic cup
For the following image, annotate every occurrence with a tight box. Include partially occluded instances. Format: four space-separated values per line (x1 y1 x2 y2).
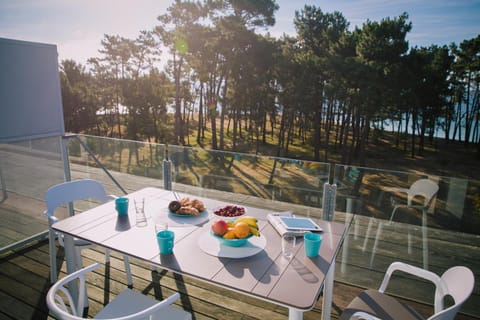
115 197 129 216
157 230 175 254
304 232 322 257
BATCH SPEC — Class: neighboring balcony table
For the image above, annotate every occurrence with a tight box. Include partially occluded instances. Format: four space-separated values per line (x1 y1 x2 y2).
52 187 350 320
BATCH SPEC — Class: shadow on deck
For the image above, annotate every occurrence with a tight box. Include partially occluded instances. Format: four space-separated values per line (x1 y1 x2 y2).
0 234 478 319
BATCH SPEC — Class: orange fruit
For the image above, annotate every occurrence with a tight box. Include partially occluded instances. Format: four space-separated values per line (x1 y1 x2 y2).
223 228 236 239
233 222 250 239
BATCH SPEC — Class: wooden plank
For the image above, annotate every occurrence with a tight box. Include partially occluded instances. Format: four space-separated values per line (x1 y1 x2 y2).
0 239 478 320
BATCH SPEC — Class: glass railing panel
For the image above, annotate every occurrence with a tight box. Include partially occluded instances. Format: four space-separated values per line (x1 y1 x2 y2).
70 135 331 217
169 144 330 211
66 135 167 195
333 164 479 318
0 136 66 253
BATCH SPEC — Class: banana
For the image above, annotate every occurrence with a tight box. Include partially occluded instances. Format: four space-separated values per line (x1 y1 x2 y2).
241 216 258 222
235 216 258 228
249 226 260 237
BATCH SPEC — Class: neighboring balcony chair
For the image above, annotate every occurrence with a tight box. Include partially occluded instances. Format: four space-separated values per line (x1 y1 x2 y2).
46 262 192 320
45 179 132 286
340 261 474 320
386 178 439 223
370 178 439 269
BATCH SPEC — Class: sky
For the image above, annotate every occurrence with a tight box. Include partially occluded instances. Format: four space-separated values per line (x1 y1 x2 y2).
1 0 479 65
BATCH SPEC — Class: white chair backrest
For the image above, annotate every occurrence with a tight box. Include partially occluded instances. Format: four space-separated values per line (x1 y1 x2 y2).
429 266 475 320
408 179 439 207
47 263 183 320
45 179 112 217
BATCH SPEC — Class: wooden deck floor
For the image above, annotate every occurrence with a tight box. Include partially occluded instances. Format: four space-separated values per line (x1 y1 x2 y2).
0 239 441 320
1 229 478 319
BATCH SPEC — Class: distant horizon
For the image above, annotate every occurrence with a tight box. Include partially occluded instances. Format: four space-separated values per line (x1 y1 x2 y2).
0 0 479 66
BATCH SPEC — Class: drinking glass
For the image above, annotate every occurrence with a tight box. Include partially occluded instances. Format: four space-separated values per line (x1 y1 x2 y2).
134 198 147 227
155 222 169 234
282 234 296 259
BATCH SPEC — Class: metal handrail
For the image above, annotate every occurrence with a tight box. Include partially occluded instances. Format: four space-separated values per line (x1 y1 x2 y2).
63 134 128 195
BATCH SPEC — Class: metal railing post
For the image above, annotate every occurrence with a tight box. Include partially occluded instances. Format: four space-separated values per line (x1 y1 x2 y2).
322 182 337 221
163 144 172 190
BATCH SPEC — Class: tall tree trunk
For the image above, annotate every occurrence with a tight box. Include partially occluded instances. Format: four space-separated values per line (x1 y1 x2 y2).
464 70 472 146
313 106 322 161
341 106 352 164
232 105 238 150
219 74 228 150
403 111 410 151
262 112 267 144
411 108 417 158
268 111 287 185
419 110 426 155
358 116 369 166
197 83 204 145
174 53 184 145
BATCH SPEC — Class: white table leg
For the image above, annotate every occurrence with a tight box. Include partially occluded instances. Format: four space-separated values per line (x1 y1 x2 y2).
322 260 335 320
63 234 79 302
288 307 303 320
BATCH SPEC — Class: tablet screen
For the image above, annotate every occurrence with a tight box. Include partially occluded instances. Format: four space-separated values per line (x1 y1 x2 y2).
279 217 322 231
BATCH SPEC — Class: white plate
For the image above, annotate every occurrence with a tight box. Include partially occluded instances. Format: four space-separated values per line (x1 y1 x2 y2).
169 209 208 218
198 231 267 258
167 211 209 227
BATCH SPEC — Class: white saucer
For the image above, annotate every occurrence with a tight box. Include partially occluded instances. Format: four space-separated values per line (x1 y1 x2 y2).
198 231 267 258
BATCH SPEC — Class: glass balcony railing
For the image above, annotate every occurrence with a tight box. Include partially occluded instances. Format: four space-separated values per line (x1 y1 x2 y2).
0 136 66 250
1 133 478 317
332 165 479 316
67 135 331 214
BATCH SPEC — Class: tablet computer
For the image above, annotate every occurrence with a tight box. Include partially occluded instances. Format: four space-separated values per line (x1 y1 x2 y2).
279 216 322 232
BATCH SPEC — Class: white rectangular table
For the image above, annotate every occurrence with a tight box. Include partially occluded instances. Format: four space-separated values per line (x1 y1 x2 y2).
52 187 349 320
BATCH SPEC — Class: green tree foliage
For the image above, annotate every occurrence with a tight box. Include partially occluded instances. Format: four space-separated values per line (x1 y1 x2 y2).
60 1 479 164
60 60 98 133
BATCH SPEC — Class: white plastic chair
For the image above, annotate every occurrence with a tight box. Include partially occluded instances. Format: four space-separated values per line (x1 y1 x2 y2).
369 179 439 269
45 179 132 286
386 178 439 222
46 262 192 320
340 261 475 320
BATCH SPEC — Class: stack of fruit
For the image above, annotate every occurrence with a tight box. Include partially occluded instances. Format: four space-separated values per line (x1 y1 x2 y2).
211 216 260 243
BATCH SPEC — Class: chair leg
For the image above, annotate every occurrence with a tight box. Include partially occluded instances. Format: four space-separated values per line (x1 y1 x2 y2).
389 206 400 222
49 229 58 284
124 255 133 287
362 218 375 252
370 222 383 268
422 210 429 270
